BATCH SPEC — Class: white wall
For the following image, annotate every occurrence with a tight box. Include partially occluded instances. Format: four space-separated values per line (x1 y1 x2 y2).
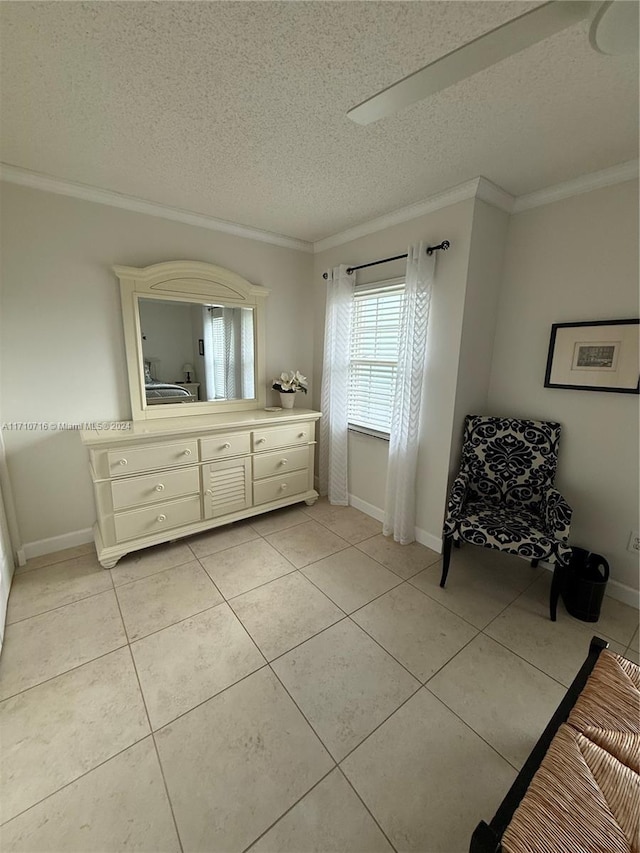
313 198 481 547
139 300 197 384
0 183 313 547
488 180 639 593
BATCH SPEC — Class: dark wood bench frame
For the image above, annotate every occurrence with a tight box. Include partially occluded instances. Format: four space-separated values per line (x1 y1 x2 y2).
469 636 609 853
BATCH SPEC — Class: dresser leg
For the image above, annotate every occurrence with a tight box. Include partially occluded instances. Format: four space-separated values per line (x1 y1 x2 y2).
101 558 119 569
305 497 318 506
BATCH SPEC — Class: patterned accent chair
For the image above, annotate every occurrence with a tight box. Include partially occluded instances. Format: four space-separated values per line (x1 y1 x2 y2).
441 415 572 621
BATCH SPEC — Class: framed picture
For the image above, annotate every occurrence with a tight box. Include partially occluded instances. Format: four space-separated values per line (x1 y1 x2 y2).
544 319 639 394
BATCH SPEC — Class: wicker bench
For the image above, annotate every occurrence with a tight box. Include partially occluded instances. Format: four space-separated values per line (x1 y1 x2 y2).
470 636 639 853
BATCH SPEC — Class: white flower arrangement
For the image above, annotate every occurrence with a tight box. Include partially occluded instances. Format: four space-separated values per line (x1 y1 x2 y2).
272 370 308 394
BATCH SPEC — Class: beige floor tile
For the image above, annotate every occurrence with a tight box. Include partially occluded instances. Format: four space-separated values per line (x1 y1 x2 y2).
587 592 639 647
110 541 194 587
230 572 344 660
186 520 259 559
0 590 126 700
357 535 439 580
249 506 310 536
410 546 541 628
155 667 333 853
265 520 349 569
7 555 112 624
485 574 626 686
131 603 265 729
1 738 180 852
16 542 96 574
428 634 566 768
303 501 382 544
352 584 478 682
301 548 401 613
624 645 639 664
250 768 393 853
341 688 516 853
272 620 419 761
200 538 295 598
0 647 149 823
115 561 222 641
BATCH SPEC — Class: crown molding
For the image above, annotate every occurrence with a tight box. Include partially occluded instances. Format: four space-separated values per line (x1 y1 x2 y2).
513 160 639 213
313 176 515 253
475 177 515 214
0 163 313 254
312 178 481 253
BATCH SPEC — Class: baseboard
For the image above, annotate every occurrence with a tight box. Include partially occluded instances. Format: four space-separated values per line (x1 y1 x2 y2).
23 528 94 560
539 561 639 610
348 494 443 553
414 527 443 554
348 494 385 523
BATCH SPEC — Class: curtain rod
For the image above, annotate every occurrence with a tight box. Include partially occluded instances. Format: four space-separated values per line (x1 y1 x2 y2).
322 240 450 279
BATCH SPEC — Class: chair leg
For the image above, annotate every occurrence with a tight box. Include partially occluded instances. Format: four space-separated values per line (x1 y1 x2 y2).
549 563 563 622
440 535 454 588
531 558 539 568
454 539 461 549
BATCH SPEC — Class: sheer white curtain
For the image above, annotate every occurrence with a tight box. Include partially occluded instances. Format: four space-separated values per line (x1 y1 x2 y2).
319 265 354 505
383 242 435 543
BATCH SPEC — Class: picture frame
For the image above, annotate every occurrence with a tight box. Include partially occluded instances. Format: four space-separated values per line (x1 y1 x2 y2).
544 319 639 394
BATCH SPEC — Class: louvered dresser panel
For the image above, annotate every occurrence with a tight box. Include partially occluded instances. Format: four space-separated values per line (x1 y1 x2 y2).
203 457 251 519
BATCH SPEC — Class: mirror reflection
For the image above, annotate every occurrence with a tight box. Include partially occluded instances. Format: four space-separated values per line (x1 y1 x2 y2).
138 298 255 406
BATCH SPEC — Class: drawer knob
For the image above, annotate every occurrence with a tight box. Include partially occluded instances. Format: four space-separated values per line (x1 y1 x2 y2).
280 483 288 490
155 484 165 492
298 433 306 439
256 437 266 444
279 459 288 466
222 442 231 449
157 514 167 523
183 448 192 456
118 458 128 466
206 488 213 496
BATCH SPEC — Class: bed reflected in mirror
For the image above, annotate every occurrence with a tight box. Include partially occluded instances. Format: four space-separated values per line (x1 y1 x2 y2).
138 297 255 406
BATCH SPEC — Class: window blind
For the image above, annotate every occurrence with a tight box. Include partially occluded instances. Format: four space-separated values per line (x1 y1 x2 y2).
348 284 404 434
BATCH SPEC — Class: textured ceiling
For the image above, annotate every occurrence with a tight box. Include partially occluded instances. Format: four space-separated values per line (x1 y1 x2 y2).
0 1 637 242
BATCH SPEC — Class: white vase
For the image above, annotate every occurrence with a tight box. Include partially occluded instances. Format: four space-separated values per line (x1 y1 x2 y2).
279 392 295 409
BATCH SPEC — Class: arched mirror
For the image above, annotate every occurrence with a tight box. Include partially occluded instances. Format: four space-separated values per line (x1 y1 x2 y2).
116 261 268 420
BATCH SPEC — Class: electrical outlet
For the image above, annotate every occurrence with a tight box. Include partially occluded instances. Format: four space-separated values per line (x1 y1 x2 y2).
627 531 640 553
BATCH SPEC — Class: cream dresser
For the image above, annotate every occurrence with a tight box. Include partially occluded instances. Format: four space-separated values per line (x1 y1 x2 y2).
81 409 320 568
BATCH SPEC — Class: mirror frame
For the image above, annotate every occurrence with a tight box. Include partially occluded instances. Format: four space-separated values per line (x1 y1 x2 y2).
115 260 269 421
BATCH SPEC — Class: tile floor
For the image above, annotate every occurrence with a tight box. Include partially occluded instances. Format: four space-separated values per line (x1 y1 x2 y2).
1 500 638 852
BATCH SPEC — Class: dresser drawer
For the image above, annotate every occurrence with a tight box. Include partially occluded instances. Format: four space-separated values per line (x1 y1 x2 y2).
200 432 251 462
253 446 308 481
111 466 199 511
107 440 198 477
253 470 309 506
252 424 312 453
114 495 202 543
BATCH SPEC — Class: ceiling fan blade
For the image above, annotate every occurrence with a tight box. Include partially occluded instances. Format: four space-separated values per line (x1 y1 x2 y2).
347 1 591 125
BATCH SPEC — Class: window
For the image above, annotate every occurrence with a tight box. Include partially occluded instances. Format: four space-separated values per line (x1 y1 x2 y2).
348 282 404 436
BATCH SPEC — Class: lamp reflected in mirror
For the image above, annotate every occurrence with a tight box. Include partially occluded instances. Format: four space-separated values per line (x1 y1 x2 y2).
138 297 256 406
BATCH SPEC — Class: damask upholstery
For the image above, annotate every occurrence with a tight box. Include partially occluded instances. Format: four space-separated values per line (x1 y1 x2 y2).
442 415 573 620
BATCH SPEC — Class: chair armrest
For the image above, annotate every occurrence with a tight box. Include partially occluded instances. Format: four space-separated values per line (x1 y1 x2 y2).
541 487 572 541
447 472 470 520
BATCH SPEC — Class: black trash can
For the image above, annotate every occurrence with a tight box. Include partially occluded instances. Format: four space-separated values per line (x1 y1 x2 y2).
562 547 609 622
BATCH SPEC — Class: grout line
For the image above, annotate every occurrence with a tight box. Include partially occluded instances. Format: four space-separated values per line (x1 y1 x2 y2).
336 766 399 853
0 642 130 704
421 684 521 774
241 765 338 853
6 582 115 628
119 638 185 853
0 733 154 828
336 681 424 765
111 554 205 590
